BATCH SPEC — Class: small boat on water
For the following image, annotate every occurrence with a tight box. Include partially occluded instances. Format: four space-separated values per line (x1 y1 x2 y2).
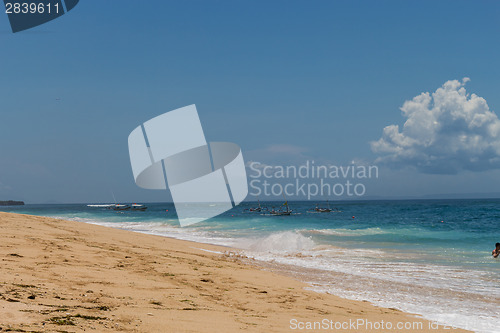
87 192 147 212
88 203 147 211
315 200 332 213
112 204 130 211
309 200 341 213
131 204 147 211
265 195 293 216
269 209 292 216
247 199 266 212
87 204 115 208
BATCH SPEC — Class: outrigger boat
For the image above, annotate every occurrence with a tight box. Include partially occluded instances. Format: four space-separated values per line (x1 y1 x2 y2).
269 208 291 216
267 194 292 216
112 204 130 211
308 200 341 213
247 199 266 212
87 204 115 208
131 204 147 211
105 191 147 211
106 191 130 211
315 200 332 213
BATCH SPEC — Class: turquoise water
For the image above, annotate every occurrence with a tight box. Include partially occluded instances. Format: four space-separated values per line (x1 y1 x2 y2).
2 199 499 332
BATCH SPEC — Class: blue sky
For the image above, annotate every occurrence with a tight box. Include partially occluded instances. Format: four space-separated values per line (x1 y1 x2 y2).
1 0 500 203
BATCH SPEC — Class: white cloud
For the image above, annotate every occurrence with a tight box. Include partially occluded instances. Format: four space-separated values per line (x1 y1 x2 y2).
371 78 500 174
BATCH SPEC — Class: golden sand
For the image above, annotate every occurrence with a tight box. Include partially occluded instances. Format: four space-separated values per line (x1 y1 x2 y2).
0 212 469 332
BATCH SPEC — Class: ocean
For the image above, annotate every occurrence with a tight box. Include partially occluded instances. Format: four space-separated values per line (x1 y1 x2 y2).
2 199 499 332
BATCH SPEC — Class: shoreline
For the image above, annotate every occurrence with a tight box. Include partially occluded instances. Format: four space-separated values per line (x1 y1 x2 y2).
0 212 470 332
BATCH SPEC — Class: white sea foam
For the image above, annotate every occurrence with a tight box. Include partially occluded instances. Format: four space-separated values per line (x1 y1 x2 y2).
303 227 386 236
309 282 500 333
236 231 316 253
52 216 238 247
239 242 500 333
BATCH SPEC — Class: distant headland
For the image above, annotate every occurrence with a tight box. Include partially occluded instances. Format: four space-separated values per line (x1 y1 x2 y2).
0 200 25 206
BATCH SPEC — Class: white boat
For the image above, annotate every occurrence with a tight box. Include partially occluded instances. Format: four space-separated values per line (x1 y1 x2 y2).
131 204 147 211
113 204 131 211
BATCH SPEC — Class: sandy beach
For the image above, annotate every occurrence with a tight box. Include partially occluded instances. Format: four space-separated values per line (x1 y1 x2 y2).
0 212 469 332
